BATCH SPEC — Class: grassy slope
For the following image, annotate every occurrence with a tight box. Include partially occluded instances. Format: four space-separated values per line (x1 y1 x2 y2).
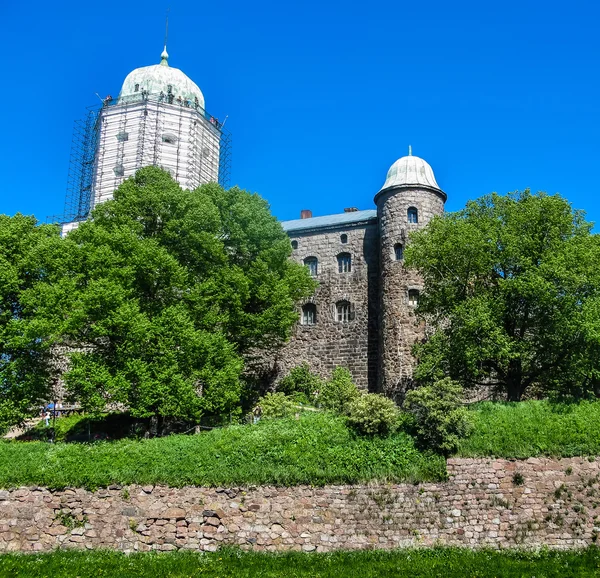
1 548 599 578
458 400 600 458
0 413 445 489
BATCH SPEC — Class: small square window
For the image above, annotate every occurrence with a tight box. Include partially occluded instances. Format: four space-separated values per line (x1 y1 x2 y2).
302 304 316 325
116 132 129 142
304 257 318 276
336 301 351 322
340 234 348 244
408 289 419 306
394 243 403 260
337 253 352 273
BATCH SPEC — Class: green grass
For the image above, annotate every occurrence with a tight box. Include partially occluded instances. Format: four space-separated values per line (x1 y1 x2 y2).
458 400 600 458
1 547 599 577
0 412 445 489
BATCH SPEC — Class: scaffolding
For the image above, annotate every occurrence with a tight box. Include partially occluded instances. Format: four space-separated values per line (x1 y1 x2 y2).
60 109 100 222
55 94 232 224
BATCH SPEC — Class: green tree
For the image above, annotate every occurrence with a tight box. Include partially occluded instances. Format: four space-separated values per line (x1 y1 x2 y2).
36 167 315 426
405 190 600 401
0 214 63 433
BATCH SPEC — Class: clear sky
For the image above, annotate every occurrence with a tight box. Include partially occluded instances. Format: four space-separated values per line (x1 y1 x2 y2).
2 0 599 225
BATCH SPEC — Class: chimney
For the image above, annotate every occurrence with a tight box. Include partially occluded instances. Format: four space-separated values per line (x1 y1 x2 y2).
300 209 312 219
344 207 358 213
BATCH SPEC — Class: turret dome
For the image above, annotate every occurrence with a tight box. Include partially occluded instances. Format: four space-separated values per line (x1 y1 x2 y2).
378 149 441 193
118 47 205 110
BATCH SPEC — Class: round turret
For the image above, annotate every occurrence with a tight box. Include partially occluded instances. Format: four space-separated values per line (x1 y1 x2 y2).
376 148 446 398
118 47 205 110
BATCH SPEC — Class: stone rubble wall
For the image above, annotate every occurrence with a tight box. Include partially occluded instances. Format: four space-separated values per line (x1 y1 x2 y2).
279 222 380 391
1 457 599 553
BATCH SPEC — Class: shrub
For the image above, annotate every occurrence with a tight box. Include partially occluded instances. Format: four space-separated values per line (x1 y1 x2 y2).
403 378 472 455
278 364 323 403
347 393 400 436
257 392 296 419
318 367 360 415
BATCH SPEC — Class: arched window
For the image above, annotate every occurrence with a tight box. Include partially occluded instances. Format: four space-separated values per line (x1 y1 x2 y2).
337 252 352 273
302 303 316 325
336 301 352 322
394 243 404 261
162 133 178 144
408 289 419 306
408 207 419 224
340 234 348 244
304 256 318 276
291 240 298 250
134 83 140 92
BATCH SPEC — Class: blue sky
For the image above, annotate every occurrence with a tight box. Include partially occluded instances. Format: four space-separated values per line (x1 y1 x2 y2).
2 0 599 225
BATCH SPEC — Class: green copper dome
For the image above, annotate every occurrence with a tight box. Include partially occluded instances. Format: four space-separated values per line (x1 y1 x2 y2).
118 47 205 110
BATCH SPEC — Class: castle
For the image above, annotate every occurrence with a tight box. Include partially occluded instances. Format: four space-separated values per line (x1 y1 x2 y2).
278 152 446 396
62 47 447 396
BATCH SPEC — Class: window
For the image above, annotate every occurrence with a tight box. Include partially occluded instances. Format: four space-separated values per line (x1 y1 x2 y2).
116 132 129 142
162 133 177 144
291 240 298 250
304 257 318 276
337 252 352 273
394 243 404 260
340 234 348 244
134 83 140 92
408 207 419 224
113 164 124 177
408 289 419 306
336 301 351 322
302 303 316 325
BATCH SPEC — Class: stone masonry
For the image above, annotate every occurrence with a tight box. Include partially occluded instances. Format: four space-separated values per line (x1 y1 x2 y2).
277 153 448 395
376 185 445 398
279 220 379 390
2 457 600 553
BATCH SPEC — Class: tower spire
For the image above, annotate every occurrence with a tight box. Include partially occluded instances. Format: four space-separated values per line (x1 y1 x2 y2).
408 145 412 156
160 10 170 66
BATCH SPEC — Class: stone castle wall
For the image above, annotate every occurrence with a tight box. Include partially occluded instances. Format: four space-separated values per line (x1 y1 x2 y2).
277 222 380 390
376 186 446 397
2 457 599 553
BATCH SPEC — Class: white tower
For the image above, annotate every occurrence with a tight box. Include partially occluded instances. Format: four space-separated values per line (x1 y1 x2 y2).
62 46 227 233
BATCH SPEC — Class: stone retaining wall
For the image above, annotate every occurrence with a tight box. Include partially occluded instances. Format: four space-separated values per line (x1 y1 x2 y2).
1 457 599 553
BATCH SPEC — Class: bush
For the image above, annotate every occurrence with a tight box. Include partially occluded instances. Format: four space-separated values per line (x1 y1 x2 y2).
403 378 472 455
347 393 400 436
257 392 296 419
278 364 323 404
318 367 360 414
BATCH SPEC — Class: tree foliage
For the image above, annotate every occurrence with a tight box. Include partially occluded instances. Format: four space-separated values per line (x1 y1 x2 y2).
277 363 323 404
403 378 472 454
28 167 315 425
0 214 63 432
347 393 400 436
405 190 600 401
318 367 360 414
